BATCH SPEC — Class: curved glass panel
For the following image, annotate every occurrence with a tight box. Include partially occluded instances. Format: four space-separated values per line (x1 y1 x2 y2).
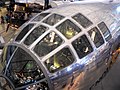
32 13 50 21
98 22 112 41
6 47 46 88
0 45 17 72
72 35 93 59
43 14 64 26
15 24 35 41
17 80 49 90
24 25 48 45
45 48 74 73
88 27 104 48
34 32 63 57
56 19 81 39
72 13 93 28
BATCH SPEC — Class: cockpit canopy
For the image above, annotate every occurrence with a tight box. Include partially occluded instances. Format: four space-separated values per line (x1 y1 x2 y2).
13 12 104 73
0 3 115 90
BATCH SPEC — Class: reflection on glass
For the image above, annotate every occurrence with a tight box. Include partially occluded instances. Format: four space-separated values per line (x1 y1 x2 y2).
88 27 104 48
98 22 112 41
32 13 50 21
56 19 81 39
34 32 63 57
24 25 48 45
72 35 93 59
0 45 16 72
43 14 64 26
6 47 45 87
18 81 49 90
72 13 93 28
45 48 74 73
15 24 35 41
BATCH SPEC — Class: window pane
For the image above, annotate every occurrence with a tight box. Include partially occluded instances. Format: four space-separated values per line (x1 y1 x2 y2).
45 48 74 73
72 13 93 28
72 35 93 59
32 13 50 21
0 45 17 72
18 80 49 90
15 24 35 41
56 19 81 39
24 25 47 45
6 47 45 87
34 32 63 57
88 27 104 48
43 14 64 26
98 22 112 41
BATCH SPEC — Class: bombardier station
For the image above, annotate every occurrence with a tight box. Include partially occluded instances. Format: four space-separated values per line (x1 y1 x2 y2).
0 0 120 90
